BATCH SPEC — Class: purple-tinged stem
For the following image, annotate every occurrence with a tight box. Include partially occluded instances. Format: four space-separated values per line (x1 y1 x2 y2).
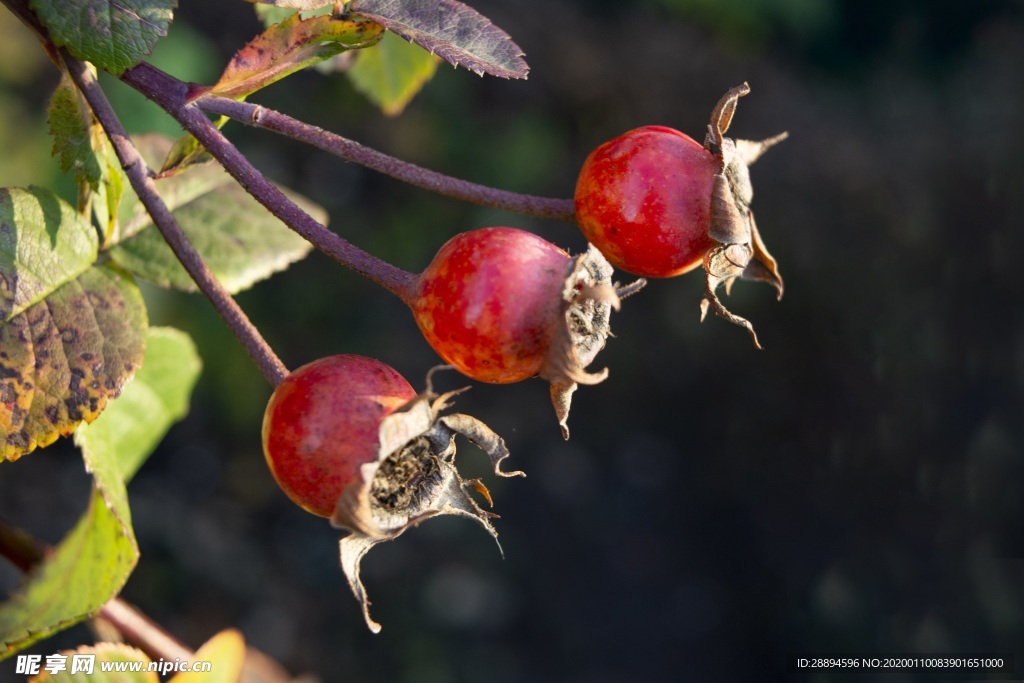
121 63 419 302
194 94 578 222
63 54 290 386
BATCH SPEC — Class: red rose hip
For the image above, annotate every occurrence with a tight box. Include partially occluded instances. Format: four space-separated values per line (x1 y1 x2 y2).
262 354 416 518
574 83 788 348
406 227 643 437
411 227 569 384
263 356 523 632
575 125 719 278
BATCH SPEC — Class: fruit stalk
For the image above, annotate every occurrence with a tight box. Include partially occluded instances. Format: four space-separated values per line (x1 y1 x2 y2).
194 93 578 222
120 62 419 300
65 53 291 386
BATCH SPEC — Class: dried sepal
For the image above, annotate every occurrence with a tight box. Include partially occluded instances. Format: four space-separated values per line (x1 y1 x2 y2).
541 245 645 439
700 83 787 348
704 81 750 153
332 377 522 632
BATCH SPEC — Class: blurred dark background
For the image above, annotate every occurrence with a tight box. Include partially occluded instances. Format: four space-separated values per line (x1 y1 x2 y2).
2 0 1024 680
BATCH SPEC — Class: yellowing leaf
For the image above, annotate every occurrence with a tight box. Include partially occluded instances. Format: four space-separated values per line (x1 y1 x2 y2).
168 630 245 683
212 13 384 100
1 265 147 462
76 326 201 484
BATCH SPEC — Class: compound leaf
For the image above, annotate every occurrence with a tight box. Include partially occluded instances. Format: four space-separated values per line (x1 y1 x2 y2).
0 265 148 462
29 0 176 75
348 0 528 79
348 30 440 115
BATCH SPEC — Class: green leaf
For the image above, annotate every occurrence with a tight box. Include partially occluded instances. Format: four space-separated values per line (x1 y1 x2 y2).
76 327 201 482
47 76 103 190
92 139 126 245
0 265 148 462
156 116 228 179
0 491 138 659
348 30 440 115
0 328 195 659
254 3 333 26
108 135 322 294
29 0 177 76
28 644 158 682
210 13 384 100
255 5 300 27
46 73 126 243
349 0 529 79
0 186 99 323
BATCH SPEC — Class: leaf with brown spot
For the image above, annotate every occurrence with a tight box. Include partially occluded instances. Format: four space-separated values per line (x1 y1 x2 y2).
0 264 147 462
76 326 201 483
211 12 384 100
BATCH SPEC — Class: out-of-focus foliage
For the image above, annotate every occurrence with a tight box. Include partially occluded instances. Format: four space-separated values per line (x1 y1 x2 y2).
2 0 1024 680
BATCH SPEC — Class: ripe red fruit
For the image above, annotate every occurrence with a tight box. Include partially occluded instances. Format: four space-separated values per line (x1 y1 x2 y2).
411 227 570 384
575 125 720 278
574 83 787 348
406 227 642 437
262 354 416 518
263 356 522 632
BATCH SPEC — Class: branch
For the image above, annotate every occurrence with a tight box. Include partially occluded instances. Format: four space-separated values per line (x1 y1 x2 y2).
0 518 194 663
121 63 419 302
62 55 291 387
98 599 194 663
194 94 577 222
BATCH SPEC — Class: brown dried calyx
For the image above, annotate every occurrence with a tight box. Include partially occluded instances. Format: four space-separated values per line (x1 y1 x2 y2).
332 371 523 633
541 244 645 440
701 82 787 349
